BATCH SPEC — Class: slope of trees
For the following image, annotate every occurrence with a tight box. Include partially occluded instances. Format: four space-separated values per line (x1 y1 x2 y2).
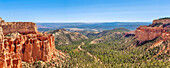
54 28 170 67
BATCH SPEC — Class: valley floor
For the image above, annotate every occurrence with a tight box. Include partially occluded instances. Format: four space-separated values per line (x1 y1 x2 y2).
55 36 170 68
78 42 106 68
53 27 170 68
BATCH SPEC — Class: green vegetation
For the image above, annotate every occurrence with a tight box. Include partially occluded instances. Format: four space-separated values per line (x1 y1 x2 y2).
54 28 170 67
49 29 88 46
151 22 163 27
87 28 129 39
55 40 105 67
82 36 170 67
158 17 170 20
163 23 170 28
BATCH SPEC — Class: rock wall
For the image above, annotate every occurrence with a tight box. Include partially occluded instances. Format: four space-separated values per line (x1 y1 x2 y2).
135 19 170 44
0 18 67 68
0 18 38 35
153 19 170 25
0 27 22 68
0 32 59 68
0 22 38 35
0 17 2 22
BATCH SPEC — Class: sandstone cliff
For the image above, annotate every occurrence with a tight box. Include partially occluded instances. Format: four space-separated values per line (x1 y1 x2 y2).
0 22 38 35
135 18 170 44
0 18 38 35
153 18 170 25
134 18 170 57
0 17 2 22
0 18 68 68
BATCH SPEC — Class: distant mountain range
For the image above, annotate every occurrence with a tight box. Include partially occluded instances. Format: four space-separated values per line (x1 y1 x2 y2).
36 22 151 32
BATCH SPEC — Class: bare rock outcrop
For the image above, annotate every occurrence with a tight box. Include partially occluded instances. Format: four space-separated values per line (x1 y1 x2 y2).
0 17 2 22
0 18 38 35
135 18 170 44
123 31 135 37
153 18 170 25
0 18 67 68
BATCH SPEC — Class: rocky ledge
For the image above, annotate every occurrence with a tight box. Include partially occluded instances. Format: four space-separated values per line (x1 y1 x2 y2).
135 18 170 44
0 21 38 35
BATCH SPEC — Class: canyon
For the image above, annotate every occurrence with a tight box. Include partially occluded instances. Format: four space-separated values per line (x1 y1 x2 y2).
0 17 169 68
0 18 67 68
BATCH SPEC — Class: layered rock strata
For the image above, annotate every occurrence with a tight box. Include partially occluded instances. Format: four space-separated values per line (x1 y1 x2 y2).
0 19 38 35
0 18 67 68
135 18 170 44
153 18 170 25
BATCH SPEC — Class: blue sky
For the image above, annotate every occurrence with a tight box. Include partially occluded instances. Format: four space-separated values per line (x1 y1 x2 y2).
0 0 170 22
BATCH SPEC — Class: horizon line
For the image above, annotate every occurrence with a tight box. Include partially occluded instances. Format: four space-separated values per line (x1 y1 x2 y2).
35 21 152 23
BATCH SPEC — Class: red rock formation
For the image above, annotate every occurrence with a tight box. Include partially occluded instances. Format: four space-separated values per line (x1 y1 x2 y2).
124 31 135 37
135 18 170 44
153 19 170 25
0 18 38 35
0 17 2 22
0 18 67 68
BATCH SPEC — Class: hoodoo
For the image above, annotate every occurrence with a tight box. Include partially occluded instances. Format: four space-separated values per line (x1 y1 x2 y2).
0 17 67 68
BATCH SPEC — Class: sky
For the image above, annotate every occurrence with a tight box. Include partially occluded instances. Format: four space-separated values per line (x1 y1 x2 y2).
0 0 170 23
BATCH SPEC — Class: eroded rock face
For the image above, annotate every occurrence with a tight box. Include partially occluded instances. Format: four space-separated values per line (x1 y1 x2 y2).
0 19 38 35
0 18 67 68
153 19 170 25
0 17 2 22
0 33 60 68
135 18 170 44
